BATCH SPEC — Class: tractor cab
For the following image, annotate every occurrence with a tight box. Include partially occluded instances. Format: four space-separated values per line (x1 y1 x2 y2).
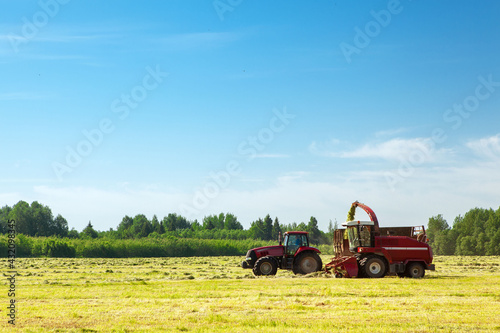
283 231 309 256
342 220 374 252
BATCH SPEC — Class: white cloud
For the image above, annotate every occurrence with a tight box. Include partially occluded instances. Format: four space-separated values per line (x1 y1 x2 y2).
277 171 309 183
0 192 21 205
253 153 290 159
213 158 500 229
36 34 117 43
32 185 191 231
310 137 450 162
0 178 55 183
17 150 500 233
466 134 500 161
344 138 432 160
308 139 341 157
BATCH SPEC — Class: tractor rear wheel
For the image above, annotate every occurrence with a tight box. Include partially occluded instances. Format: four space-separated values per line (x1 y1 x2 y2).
362 256 387 278
253 257 278 276
405 262 425 278
293 252 323 275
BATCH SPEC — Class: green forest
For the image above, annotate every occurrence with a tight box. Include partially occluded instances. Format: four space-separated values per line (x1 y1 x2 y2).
427 207 500 256
1 200 499 257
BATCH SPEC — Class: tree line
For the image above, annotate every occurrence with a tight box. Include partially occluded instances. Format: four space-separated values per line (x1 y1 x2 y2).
0 201 69 237
0 201 335 244
427 206 500 255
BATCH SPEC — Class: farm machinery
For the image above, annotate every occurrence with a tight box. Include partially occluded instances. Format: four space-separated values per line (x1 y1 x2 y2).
242 201 435 278
324 201 435 278
241 231 323 276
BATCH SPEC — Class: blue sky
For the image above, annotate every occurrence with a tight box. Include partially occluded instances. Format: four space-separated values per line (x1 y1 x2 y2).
1 0 500 232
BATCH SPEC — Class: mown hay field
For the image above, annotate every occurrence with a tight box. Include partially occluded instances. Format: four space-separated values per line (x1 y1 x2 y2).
1 256 500 332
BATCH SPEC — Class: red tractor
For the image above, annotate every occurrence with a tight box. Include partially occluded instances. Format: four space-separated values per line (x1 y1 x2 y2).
241 231 323 276
325 201 435 278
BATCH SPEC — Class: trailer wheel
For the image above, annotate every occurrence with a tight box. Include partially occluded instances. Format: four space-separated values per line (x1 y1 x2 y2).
253 257 278 276
362 256 387 278
293 252 323 275
406 262 425 278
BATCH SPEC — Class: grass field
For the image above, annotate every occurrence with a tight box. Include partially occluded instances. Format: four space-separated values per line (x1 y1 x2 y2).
2 255 500 332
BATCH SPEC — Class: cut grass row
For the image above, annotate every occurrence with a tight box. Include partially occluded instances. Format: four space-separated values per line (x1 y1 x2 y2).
1 256 500 332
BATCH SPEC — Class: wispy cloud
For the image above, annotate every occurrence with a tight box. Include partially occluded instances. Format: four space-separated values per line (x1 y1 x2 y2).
375 127 411 138
277 171 309 183
0 31 121 50
308 139 341 157
0 33 115 43
33 185 191 230
0 178 56 183
211 159 500 227
157 32 241 50
341 138 434 160
23 54 90 61
310 137 451 162
466 134 500 161
36 34 118 43
253 153 290 159
27 152 500 231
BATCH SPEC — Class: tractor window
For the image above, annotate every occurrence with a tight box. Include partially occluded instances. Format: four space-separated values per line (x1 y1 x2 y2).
346 227 360 250
285 234 307 255
360 226 371 247
286 235 299 247
300 234 309 247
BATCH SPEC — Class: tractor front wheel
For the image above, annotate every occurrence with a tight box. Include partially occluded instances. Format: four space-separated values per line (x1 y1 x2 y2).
253 257 278 276
293 252 323 275
362 256 387 278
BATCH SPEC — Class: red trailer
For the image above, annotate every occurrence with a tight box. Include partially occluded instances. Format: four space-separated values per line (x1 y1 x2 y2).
325 201 435 278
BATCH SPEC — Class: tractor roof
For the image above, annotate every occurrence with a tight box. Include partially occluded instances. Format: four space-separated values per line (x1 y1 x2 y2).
284 231 309 235
342 220 375 227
